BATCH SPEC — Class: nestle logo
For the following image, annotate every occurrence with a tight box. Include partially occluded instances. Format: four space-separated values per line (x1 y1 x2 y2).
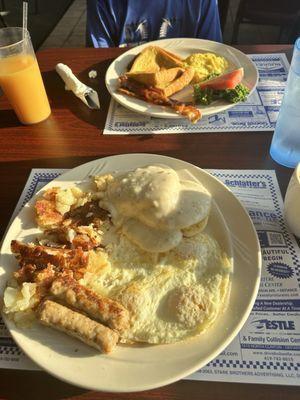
251 319 295 330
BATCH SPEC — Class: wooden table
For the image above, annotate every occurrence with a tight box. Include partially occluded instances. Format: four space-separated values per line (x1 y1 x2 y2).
0 45 298 400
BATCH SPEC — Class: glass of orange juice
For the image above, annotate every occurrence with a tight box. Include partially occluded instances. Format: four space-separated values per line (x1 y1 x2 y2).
0 27 51 124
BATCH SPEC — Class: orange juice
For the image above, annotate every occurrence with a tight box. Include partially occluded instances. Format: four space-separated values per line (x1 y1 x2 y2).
0 54 51 124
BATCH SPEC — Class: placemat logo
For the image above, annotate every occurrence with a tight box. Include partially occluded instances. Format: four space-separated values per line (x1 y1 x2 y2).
251 319 295 331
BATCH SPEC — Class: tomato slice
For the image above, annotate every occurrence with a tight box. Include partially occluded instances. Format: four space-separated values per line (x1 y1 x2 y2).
199 68 244 90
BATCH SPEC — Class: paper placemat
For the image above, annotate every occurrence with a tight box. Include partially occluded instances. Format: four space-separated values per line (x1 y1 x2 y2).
1 168 300 386
103 53 289 135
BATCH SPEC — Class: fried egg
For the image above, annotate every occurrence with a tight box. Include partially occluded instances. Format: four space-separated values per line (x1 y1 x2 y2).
81 229 232 344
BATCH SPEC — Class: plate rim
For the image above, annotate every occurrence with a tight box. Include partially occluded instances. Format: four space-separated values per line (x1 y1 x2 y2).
0 153 262 392
105 38 259 119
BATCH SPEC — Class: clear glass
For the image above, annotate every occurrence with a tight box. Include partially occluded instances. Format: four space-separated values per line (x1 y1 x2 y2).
0 27 51 124
270 37 300 168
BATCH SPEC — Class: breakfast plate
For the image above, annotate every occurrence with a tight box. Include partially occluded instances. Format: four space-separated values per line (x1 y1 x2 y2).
0 154 261 392
105 38 259 119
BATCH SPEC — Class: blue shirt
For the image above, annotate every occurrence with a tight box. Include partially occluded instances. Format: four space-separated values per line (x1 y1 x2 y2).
86 0 222 48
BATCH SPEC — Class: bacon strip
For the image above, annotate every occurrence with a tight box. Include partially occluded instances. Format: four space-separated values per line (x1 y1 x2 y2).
118 76 202 123
11 240 89 281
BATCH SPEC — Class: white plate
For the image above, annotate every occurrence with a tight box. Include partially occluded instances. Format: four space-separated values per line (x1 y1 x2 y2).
105 38 258 119
0 154 261 392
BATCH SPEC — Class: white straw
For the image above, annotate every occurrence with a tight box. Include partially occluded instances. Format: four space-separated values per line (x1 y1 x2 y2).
22 1 28 40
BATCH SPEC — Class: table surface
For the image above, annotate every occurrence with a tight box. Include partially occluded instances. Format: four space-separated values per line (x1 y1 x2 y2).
0 44 298 400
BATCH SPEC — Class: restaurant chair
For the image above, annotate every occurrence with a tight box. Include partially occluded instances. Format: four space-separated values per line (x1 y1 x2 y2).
0 0 9 27
218 0 230 33
231 0 300 44
0 0 40 28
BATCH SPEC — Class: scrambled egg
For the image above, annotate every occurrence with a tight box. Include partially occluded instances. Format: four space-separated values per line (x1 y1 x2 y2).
184 52 229 83
82 231 232 344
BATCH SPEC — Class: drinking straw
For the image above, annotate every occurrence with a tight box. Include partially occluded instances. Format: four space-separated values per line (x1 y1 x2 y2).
22 1 28 40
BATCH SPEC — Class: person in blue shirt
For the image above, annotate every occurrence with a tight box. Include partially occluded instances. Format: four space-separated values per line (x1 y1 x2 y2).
86 0 223 48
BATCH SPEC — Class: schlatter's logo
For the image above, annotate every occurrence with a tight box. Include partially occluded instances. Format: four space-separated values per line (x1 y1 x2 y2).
251 319 295 330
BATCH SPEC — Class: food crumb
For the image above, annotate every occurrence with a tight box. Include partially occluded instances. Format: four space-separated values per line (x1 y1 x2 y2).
88 70 97 79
